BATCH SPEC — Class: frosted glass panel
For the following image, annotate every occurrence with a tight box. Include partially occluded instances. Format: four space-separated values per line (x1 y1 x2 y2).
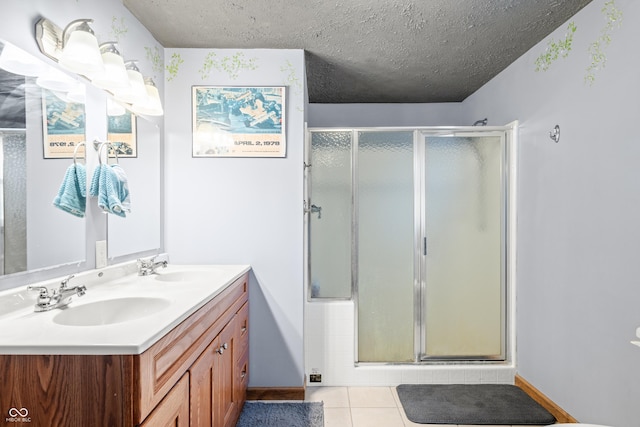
1 132 27 274
424 136 503 358
309 131 352 298
357 131 414 362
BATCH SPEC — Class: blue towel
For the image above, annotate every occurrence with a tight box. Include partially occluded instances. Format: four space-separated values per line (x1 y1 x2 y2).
89 163 102 198
90 163 130 217
53 163 86 217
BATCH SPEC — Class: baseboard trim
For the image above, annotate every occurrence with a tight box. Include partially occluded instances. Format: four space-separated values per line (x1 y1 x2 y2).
515 374 578 423
246 387 306 401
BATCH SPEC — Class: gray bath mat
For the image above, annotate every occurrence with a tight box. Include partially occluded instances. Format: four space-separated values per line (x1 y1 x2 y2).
236 401 324 427
396 384 556 425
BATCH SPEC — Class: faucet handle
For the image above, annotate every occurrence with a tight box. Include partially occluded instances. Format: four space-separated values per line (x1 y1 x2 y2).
27 286 52 304
60 274 75 289
27 285 50 297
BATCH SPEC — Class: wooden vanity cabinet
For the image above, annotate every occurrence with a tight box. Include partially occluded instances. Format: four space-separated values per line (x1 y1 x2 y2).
0 272 249 427
140 373 190 427
137 272 249 426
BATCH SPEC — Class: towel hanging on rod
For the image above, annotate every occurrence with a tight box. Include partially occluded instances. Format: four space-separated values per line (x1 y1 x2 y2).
90 139 130 217
53 141 87 217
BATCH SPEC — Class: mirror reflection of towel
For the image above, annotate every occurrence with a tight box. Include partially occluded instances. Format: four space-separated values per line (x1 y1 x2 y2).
89 164 131 217
53 163 86 217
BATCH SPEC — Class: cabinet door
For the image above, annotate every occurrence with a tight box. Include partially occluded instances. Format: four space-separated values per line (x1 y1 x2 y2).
141 373 189 427
190 337 219 427
190 318 239 427
217 316 237 427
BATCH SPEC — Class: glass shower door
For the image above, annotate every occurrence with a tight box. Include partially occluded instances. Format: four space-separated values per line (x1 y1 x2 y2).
421 133 506 360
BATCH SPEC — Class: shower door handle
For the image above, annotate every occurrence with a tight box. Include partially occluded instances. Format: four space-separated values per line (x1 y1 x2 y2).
304 201 322 219
423 237 427 256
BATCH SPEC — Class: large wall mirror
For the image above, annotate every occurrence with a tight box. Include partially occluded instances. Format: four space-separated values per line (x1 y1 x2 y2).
1 37 162 284
0 39 86 277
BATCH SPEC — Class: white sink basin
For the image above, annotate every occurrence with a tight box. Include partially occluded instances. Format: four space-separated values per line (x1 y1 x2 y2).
154 270 214 283
53 297 171 326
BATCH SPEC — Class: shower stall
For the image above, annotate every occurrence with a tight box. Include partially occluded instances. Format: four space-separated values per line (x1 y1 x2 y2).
306 126 515 364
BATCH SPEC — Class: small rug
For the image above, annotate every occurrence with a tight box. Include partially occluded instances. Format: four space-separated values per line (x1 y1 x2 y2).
396 384 556 425
236 401 324 427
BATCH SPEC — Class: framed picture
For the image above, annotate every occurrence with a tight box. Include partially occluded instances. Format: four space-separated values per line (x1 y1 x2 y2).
107 112 137 157
192 86 286 157
42 89 86 159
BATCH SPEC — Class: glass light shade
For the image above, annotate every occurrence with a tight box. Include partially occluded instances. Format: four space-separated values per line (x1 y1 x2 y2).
107 97 126 116
113 66 147 104
59 25 104 75
91 46 130 92
36 66 77 92
0 43 48 76
132 78 163 116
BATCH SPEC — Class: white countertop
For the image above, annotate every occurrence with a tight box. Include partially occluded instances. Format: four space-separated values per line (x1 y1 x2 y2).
0 263 250 355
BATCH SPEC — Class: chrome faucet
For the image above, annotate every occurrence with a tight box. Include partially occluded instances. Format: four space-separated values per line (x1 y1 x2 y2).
27 275 87 312
137 256 168 276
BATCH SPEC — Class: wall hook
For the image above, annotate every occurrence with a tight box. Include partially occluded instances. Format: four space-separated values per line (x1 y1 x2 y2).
549 125 560 143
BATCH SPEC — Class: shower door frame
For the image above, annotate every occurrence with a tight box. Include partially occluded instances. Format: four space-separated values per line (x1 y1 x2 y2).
416 128 511 362
305 123 518 365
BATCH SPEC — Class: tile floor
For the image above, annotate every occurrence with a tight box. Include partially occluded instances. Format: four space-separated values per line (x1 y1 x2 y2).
304 386 557 427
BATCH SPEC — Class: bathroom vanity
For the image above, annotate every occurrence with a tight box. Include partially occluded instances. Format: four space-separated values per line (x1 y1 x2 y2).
0 264 250 427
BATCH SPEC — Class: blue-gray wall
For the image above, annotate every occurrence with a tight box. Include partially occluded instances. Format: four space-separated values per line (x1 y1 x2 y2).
463 1 640 425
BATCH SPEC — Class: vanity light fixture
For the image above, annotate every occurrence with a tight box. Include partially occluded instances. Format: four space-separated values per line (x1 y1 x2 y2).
35 17 164 116
90 42 131 92
58 19 104 75
131 77 164 116
113 60 147 105
36 17 104 76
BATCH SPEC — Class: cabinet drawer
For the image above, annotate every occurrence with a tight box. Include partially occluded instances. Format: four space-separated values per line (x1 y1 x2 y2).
235 347 249 407
235 302 249 361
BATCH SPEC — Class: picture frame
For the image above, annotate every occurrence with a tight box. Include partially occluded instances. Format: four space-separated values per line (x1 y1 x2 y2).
107 112 137 158
192 86 286 157
41 88 86 159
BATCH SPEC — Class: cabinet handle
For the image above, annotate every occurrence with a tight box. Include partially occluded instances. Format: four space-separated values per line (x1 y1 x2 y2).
217 343 229 354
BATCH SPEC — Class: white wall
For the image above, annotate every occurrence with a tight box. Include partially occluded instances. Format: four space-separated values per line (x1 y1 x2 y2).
462 1 640 425
163 48 306 387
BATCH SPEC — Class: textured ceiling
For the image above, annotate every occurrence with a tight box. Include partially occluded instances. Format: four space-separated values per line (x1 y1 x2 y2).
123 0 592 103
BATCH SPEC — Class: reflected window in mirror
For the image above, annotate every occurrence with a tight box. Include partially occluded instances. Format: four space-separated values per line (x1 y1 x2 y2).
0 40 86 278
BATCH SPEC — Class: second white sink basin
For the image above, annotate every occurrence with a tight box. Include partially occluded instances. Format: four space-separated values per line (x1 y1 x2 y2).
154 270 215 283
53 297 171 327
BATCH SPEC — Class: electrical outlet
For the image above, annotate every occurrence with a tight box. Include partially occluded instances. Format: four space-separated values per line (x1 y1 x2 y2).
309 374 322 383
95 240 107 268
